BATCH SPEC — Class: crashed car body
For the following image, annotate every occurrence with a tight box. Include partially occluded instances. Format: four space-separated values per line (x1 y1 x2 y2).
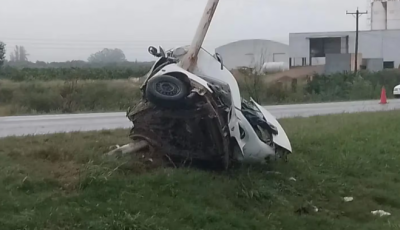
132 45 292 167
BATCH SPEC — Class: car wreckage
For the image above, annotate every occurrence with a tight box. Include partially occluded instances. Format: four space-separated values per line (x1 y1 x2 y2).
107 0 292 169
122 45 292 169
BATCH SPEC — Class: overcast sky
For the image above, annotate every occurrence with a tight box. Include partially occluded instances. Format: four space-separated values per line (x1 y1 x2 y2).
0 0 370 62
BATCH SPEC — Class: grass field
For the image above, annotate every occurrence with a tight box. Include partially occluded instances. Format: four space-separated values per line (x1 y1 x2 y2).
0 79 142 116
0 70 391 117
1 111 400 229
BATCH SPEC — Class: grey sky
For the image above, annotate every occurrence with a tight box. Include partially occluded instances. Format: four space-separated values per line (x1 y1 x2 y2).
0 0 369 62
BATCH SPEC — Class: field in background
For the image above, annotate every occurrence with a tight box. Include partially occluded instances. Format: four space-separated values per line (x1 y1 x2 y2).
1 67 400 116
0 79 142 116
0 62 152 81
0 111 399 229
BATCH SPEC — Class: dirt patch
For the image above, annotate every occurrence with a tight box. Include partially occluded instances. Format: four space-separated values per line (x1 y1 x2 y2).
231 65 324 83
264 65 324 83
14 157 81 190
4 145 81 190
44 161 81 189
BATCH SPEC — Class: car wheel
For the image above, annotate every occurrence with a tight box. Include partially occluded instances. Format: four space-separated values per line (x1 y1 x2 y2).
145 74 189 107
395 95 400 99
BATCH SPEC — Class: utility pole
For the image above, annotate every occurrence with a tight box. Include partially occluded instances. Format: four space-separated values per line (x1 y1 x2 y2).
347 8 368 73
179 0 220 72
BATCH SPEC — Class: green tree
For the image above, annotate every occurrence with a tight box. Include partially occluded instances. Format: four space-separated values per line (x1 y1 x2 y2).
0 42 5 66
88 48 127 63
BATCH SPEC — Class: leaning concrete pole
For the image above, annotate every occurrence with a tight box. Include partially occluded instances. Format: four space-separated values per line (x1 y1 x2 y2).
179 0 220 72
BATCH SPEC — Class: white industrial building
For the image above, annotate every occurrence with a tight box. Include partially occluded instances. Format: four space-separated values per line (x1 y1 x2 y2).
289 29 400 68
289 0 400 72
370 0 400 30
215 39 289 71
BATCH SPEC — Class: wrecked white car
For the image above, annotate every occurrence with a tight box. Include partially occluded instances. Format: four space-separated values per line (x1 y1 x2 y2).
126 45 292 169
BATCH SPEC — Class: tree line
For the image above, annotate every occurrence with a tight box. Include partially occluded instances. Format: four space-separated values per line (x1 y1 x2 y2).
0 41 153 68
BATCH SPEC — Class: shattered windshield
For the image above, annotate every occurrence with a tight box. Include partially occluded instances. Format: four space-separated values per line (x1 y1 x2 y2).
241 98 264 118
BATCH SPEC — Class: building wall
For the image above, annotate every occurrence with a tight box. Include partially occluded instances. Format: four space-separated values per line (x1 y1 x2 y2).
289 29 400 68
387 1 400 30
370 0 400 30
324 54 352 74
215 39 289 70
364 58 384 72
371 1 387 30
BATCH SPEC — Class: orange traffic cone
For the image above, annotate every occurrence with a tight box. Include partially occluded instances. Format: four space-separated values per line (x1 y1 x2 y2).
380 86 387 104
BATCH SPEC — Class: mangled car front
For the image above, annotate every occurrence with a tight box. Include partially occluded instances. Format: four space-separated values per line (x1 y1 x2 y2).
125 45 292 169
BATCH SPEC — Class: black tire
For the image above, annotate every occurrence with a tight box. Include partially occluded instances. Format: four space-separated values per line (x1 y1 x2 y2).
145 75 189 107
395 95 400 99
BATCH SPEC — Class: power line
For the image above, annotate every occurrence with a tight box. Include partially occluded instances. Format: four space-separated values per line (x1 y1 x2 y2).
347 8 368 73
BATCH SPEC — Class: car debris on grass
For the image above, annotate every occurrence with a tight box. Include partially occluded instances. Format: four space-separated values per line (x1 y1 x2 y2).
107 0 292 169
371 210 391 217
343 197 354 202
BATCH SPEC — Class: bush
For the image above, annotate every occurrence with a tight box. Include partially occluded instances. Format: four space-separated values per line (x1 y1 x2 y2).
304 70 400 101
238 70 400 105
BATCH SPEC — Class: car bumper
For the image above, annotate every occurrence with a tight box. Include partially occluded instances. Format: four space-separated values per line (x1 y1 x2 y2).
240 140 276 164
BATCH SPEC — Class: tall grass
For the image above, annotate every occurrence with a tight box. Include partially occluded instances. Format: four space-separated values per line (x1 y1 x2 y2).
1 69 399 116
0 79 141 116
238 69 400 105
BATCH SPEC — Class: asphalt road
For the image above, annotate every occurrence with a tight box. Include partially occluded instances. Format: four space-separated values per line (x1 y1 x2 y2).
1 99 400 138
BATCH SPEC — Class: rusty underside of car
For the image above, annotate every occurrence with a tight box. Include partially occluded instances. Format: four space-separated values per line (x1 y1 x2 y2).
126 92 231 167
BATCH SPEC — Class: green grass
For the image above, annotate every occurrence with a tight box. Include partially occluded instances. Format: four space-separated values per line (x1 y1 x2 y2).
0 79 141 116
1 111 400 229
1 69 396 117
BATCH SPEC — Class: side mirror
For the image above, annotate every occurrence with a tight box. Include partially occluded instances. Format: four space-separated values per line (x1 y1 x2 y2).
215 53 224 70
148 46 158 57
